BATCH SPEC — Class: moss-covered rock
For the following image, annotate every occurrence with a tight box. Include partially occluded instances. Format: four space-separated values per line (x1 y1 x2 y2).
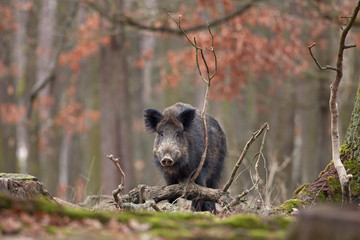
275 199 305 213
0 173 52 201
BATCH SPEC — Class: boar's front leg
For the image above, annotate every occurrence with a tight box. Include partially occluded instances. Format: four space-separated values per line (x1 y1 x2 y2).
191 172 217 213
191 200 216 213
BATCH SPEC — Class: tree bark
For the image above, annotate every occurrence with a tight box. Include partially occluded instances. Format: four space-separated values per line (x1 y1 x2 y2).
13 0 30 173
99 0 134 194
0 0 17 172
36 0 57 193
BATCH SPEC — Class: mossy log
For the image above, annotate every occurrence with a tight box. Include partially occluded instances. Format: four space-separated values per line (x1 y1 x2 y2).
0 173 53 201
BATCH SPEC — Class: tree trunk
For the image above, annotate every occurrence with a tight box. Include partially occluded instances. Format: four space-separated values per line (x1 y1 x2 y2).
285 79 360 207
99 0 135 194
0 1 17 173
36 0 57 193
13 0 30 173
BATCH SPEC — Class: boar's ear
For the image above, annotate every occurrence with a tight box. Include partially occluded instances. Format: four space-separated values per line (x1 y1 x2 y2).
144 109 163 132
177 108 196 130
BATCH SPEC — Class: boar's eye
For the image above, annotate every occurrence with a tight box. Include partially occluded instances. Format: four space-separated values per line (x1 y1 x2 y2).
175 131 181 138
158 131 164 137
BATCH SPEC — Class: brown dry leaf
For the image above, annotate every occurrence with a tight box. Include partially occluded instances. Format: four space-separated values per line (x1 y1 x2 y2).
1 216 22 234
128 219 151 232
19 212 33 225
82 218 102 229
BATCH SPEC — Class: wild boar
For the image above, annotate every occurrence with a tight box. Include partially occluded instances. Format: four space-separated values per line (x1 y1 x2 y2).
144 102 227 213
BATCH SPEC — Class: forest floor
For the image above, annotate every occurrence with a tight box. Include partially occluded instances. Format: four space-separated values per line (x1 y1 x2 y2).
0 194 294 240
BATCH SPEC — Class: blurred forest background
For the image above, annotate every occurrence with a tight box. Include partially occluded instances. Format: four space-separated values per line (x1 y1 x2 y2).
0 0 359 207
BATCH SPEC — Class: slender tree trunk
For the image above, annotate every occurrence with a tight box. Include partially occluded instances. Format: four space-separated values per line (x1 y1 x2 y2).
99 0 134 193
36 0 57 191
13 0 30 173
0 1 17 172
291 79 360 205
316 76 331 173
58 130 72 198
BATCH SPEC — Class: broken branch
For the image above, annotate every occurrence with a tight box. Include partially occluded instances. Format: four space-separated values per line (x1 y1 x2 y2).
307 43 337 71
222 123 269 192
107 154 126 206
107 154 126 186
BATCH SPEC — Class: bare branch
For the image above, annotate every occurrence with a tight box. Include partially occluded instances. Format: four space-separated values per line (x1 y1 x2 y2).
308 43 337 71
86 0 260 34
222 123 270 192
344 44 357 49
106 154 126 186
107 154 127 207
111 185 124 206
253 123 269 205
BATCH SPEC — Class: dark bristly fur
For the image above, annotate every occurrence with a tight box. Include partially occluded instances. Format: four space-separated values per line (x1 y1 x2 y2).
144 102 227 213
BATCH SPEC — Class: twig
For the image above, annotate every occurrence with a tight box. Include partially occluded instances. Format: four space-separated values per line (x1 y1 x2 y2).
148 200 162 212
311 182 326 206
139 184 146 204
307 43 337 71
229 178 258 208
107 154 126 205
112 185 124 206
106 154 126 186
120 200 162 212
222 123 270 192
253 123 269 206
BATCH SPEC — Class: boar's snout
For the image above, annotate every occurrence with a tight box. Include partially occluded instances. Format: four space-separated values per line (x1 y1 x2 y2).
160 155 174 167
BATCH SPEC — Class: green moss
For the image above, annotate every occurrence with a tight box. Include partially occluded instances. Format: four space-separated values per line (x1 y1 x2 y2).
32 198 59 213
222 214 266 229
344 159 360 175
0 173 37 181
45 226 57 234
273 230 287 239
150 228 192 239
146 216 179 229
320 161 334 176
0 193 12 209
64 207 112 223
271 215 294 229
294 184 309 195
316 191 327 201
275 199 305 213
327 176 342 202
195 219 214 228
248 229 270 239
